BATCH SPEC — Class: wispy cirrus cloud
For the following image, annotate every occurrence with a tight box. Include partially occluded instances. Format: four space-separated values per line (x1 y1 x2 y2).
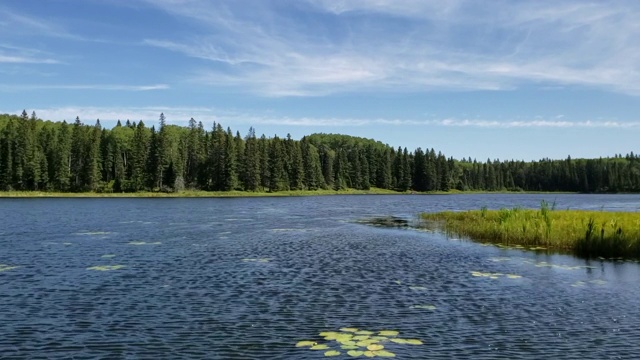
10 106 638 129
0 84 169 92
0 6 83 40
0 55 59 64
141 0 640 97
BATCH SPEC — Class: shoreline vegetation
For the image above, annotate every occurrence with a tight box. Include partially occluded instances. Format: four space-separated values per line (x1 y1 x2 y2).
0 189 578 198
1 112 640 195
421 201 640 259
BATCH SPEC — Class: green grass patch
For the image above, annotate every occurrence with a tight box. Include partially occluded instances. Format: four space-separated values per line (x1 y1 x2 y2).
421 202 640 259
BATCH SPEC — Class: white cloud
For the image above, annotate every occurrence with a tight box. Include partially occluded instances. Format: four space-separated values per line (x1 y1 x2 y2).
0 55 58 64
7 106 638 129
0 84 169 91
141 0 640 96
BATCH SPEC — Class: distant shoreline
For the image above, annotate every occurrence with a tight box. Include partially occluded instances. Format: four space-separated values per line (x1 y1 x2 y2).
0 189 583 198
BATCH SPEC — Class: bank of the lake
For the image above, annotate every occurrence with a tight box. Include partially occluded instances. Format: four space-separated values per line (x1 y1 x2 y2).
421 204 640 258
0 189 578 198
0 188 403 198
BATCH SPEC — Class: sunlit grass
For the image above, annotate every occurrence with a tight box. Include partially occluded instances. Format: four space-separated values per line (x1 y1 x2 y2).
421 202 640 258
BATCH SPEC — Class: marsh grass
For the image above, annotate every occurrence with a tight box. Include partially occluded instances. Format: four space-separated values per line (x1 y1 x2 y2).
421 202 640 259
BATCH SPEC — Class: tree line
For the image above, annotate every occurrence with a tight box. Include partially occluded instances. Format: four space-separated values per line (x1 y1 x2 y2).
1 111 639 193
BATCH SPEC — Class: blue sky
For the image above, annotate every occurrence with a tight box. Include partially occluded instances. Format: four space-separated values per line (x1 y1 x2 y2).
1 0 639 161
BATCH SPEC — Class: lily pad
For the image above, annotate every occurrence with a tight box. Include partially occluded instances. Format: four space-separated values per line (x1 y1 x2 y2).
410 304 436 310
378 330 398 337
76 231 110 236
338 340 356 346
296 340 316 347
506 274 522 279
347 350 364 357
374 350 396 357
0 265 19 272
87 265 126 271
364 351 376 357
342 345 359 350
310 344 329 350
352 335 370 341
367 344 384 351
325 350 341 357
405 339 423 345
128 241 161 245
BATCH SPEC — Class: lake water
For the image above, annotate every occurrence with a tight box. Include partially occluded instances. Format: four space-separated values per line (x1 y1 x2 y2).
1 194 640 359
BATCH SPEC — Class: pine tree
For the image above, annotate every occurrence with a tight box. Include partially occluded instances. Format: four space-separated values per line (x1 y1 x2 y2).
130 121 150 191
243 127 261 191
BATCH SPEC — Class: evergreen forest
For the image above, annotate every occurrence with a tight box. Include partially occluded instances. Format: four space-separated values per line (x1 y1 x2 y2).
1 111 639 194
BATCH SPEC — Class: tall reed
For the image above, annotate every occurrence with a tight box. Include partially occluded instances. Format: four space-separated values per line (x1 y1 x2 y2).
421 202 640 258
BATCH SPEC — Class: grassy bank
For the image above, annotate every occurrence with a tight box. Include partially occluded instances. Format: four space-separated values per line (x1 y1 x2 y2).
421 202 640 258
0 187 403 198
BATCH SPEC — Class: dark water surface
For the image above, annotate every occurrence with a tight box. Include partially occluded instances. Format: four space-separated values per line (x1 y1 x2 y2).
1 194 640 359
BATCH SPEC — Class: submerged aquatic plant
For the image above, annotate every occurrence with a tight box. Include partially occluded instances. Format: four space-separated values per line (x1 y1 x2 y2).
296 328 423 357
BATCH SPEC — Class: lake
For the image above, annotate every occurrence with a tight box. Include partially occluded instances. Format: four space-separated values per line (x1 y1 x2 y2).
1 194 640 359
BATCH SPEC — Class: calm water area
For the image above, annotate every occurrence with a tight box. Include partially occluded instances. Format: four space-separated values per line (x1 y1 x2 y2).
1 194 640 359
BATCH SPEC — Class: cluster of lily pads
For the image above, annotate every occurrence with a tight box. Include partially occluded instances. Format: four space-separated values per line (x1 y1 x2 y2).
470 271 522 279
296 328 423 357
0 264 19 273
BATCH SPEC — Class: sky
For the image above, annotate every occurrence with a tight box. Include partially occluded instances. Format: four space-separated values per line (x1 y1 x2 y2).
1 0 639 161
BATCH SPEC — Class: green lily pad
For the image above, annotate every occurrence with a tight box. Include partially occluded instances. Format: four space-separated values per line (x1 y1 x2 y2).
506 274 522 279
356 339 378 347
378 330 398 337
338 340 356 346
410 304 437 310
128 241 161 245
311 344 329 350
0 265 19 272
87 265 125 271
363 351 376 358
342 345 359 350
296 340 316 347
367 344 384 351
352 335 370 341
325 350 341 357
405 339 423 345
347 350 364 357
390 338 409 344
